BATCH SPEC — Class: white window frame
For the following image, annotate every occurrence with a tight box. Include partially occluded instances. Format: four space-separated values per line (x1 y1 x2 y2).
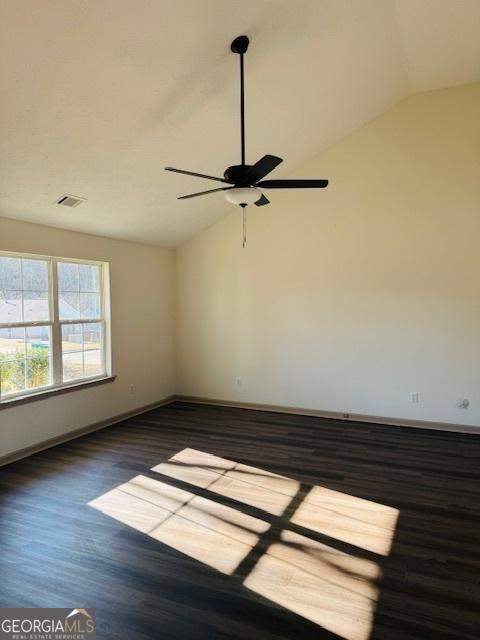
0 250 111 402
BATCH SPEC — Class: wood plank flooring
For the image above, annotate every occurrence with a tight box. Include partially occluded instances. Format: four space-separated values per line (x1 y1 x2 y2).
0 401 479 639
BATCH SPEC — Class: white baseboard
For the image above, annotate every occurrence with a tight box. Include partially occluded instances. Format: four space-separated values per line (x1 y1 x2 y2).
174 394 480 435
2 392 477 469
0 395 176 467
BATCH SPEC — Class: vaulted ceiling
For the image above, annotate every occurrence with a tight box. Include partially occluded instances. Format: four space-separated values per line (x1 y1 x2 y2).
1 0 479 247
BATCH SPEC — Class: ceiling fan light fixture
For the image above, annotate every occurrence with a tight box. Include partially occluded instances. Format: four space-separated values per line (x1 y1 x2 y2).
225 187 262 206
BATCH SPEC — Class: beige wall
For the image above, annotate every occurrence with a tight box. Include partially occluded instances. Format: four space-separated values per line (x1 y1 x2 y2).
175 83 480 427
0 217 174 457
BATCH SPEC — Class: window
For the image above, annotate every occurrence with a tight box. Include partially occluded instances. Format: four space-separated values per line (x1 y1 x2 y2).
0 251 110 401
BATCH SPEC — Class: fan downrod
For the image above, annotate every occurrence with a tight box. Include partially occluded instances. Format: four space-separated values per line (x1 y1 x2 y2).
231 35 249 54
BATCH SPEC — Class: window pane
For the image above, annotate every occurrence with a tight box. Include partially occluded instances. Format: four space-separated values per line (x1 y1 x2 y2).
0 257 21 290
83 323 102 350
25 326 51 390
61 323 103 382
0 327 25 360
23 291 49 322
80 292 101 319
58 262 79 292
26 326 51 357
79 264 100 292
0 325 26 392
84 349 102 378
1 255 106 395
27 356 51 390
63 351 83 382
0 359 25 395
59 292 81 320
62 324 83 353
22 259 48 291
0 290 22 323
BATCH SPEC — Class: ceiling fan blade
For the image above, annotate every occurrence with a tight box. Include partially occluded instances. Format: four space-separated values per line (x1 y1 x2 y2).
254 194 270 206
178 187 233 200
248 155 283 183
257 179 329 189
165 167 229 183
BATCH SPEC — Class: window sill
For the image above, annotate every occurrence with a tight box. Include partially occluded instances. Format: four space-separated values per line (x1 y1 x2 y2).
0 375 116 409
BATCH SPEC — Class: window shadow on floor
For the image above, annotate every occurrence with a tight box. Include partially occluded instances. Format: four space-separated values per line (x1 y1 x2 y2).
89 448 399 640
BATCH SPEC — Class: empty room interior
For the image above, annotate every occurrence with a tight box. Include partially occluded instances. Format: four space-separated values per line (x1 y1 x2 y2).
1 1 479 639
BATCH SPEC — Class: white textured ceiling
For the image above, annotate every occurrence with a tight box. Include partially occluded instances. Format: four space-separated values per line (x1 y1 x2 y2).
1 0 479 247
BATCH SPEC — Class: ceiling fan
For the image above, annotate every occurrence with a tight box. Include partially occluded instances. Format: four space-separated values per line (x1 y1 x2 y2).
165 35 328 241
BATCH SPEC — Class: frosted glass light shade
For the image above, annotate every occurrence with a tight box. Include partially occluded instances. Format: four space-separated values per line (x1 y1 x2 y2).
225 187 262 206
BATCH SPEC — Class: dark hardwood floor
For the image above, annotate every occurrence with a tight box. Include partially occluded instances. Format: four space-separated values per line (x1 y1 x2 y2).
1 401 479 639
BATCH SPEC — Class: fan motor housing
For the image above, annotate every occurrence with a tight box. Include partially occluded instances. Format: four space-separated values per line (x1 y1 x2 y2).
224 164 253 186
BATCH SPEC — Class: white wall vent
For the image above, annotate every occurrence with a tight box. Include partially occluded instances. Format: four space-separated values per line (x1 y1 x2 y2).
56 194 87 208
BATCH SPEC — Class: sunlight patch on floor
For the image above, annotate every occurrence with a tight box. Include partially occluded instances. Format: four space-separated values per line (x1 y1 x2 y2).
152 448 299 515
89 448 399 640
151 448 398 555
291 485 398 556
244 529 380 640
89 473 269 575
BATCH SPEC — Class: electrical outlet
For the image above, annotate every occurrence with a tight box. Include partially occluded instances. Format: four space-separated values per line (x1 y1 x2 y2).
236 377 242 386
129 385 135 394
410 392 419 404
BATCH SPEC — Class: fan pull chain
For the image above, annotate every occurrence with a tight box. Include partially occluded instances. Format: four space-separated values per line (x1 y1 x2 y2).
242 205 247 248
